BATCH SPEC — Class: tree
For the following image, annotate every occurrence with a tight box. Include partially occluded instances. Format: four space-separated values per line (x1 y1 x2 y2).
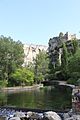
67 48 80 84
48 33 80 82
10 68 34 86
61 42 68 70
0 35 24 86
55 42 69 80
71 39 78 55
34 50 49 83
68 49 80 73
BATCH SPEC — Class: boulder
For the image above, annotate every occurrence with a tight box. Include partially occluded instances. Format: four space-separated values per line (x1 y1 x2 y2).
43 111 61 120
14 111 26 118
27 111 43 120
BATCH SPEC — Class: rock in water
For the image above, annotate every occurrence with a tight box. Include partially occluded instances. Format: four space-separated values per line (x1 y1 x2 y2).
43 111 61 120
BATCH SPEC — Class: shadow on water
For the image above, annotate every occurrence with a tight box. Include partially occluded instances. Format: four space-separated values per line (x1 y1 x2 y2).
0 86 72 111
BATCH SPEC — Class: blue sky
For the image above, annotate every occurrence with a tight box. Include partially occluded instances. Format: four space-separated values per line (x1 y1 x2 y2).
0 0 80 45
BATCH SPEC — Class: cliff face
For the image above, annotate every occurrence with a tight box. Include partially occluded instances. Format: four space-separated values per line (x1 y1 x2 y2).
48 32 77 67
23 44 48 66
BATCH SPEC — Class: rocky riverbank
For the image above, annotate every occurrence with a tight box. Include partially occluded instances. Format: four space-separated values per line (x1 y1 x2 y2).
0 107 65 120
0 85 80 119
0 107 80 120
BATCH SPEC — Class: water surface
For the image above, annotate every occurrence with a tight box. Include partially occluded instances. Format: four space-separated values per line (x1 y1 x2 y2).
0 86 72 110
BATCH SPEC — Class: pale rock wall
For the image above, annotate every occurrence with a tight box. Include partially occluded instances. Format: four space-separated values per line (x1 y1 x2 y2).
23 44 48 66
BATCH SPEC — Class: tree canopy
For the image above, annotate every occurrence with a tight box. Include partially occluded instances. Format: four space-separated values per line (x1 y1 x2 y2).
0 36 24 86
34 50 49 83
10 68 34 86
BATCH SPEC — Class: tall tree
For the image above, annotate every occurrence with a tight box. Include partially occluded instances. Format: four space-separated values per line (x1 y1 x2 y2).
71 39 78 55
67 48 80 84
61 42 68 70
68 48 80 73
0 35 24 85
34 50 49 83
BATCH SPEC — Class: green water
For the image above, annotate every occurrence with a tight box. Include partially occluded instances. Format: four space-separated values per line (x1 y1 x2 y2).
0 86 72 110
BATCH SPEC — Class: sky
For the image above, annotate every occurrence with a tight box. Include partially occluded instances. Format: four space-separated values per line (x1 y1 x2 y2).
0 0 80 46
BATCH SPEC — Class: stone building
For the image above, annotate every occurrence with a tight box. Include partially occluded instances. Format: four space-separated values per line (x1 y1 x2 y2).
23 44 48 66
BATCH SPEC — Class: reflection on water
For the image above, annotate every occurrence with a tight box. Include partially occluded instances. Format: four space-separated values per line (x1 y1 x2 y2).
0 92 7 106
0 86 72 110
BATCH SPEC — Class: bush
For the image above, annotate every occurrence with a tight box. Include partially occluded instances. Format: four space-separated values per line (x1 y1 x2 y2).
0 80 8 88
67 78 77 85
67 72 80 85
76 79 80 86
10 68 34 86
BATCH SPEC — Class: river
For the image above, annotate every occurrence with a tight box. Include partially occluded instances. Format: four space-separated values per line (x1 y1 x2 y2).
0 86 72 110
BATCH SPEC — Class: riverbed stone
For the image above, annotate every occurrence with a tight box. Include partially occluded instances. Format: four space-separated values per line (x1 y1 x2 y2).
43 111 61 120
63 113 70 119
9 117 21 120
14 111 26 118
27 111 43 120
64 115 80 120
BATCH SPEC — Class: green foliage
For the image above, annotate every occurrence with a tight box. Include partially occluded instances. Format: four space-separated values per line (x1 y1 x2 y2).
71 39 78 55
0 35 24 86
67 48 80 84
67 72 80 84
0 80 8 88
34 50 49 83
61 42 68 69
0 34 80 86
48 35 80 84
68 49 80 73
59 42 68 80
76 79 80 86
10 68 34 86
58 40 79 82
55 70 69 81
67 78 77 85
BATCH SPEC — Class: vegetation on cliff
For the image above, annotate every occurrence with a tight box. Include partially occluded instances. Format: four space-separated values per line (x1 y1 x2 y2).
48 34 80 85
